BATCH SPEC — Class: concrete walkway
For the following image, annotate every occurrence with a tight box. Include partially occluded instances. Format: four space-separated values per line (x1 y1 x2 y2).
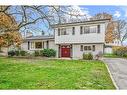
103 58 127 89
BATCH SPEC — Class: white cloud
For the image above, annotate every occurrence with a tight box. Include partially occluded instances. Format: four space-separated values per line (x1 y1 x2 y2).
115 6 127 19
64 5 92 22
114 11 121 18
123 7 127 17
48 5 92 23
69 5 91 18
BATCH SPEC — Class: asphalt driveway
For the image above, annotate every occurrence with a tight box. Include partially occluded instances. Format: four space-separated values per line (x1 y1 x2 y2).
103 58 127 89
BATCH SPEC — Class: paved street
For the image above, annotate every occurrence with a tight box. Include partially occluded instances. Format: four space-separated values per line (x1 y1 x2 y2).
103 58 127 89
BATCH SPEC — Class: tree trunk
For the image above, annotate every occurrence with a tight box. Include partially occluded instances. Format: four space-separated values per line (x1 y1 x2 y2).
0 46 1 52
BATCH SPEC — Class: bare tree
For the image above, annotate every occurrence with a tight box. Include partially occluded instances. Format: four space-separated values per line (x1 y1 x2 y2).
0 5 89 35
91 12 112 20
116 20 127 45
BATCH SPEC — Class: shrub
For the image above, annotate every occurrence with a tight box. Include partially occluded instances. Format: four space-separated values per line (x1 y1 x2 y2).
113 46 127 57
42 49 56 57
83 53 93 60
20 50 27 56
26 52 34 58
123 53 127 57
34 50 40 56
40 50 44 57
15 50 20 56
8 50 15 56
0 50 3 53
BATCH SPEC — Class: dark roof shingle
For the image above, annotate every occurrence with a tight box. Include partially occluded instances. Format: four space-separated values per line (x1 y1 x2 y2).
25 35 54 40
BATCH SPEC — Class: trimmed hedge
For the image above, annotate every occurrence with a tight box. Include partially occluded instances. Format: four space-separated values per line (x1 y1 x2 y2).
83 53 93 60
8 50 27 56
20 50 27 56
40 50 44 57
34 50 40 57
8 51 15 56
7 49 56 57
42 49 56 57
15 51 20 56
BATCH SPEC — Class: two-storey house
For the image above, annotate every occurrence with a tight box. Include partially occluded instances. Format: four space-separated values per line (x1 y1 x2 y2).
21 19 121 59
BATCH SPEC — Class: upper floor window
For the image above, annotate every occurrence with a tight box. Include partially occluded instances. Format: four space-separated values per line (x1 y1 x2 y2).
72 27 75 35
90 26 97 33
61 28 66 35
58 28 67 36
80 25 99 34
84 26 90 34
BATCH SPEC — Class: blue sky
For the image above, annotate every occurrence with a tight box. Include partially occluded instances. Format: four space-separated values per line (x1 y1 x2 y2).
20 6 127 36
80 6 127 20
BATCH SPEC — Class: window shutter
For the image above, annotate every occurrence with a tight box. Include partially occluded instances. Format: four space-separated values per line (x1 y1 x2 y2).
80 26 83 34
72 27 75 35
28 41 30 50
46 41 49 49
43 42 44 48
93 45 95 51
97 25 100 33
58 28 60 36
80 45 83 51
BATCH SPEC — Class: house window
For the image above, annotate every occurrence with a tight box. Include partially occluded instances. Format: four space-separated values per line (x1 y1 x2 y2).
61 28 67 35
84 46 92 51
84 46 87 50
58 28 60 36
80 26 83 34
92 45 95 51
72 27 75 35
90 26 97 33
88 46 91 50
84 26 90 34
97 25 100 33
30 42 34 49
35 42 42 49
80 45 83 51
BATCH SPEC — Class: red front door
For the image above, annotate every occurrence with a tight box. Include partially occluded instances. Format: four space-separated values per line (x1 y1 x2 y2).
61 45 70 57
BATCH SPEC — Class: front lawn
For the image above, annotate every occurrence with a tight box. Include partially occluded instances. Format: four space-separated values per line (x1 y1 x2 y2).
0 57 115 89
103 54 120 58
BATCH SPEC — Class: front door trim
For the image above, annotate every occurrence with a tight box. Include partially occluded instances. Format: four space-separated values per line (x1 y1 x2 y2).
60 45 71 58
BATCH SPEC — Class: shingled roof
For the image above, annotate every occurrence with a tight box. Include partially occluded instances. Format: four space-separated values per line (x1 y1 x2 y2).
25 35 54 40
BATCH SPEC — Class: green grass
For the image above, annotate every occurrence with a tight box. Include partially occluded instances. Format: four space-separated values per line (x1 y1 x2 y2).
103 54 121 58
0 57 115 89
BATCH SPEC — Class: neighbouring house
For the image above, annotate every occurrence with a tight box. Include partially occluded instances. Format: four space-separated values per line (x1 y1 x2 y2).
21 19 121 59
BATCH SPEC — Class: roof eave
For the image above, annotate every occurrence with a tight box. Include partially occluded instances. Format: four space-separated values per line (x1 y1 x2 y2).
51 19 110 28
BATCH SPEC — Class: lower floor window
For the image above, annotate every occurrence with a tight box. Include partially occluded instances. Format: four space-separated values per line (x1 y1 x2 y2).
81 45 95 51
84 46 91 50
35 42 42 49
31 42 34 49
